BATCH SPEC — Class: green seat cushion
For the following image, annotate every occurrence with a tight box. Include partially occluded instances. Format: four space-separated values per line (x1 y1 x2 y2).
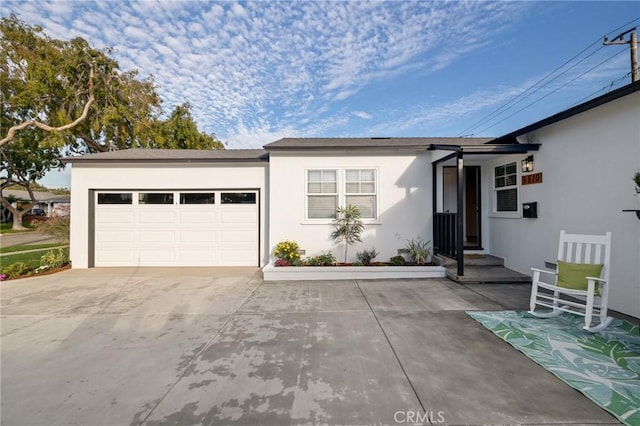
557 260 604 295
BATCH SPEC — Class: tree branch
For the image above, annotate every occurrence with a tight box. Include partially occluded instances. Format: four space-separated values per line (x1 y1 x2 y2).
0 63 95 147
79 134 107 152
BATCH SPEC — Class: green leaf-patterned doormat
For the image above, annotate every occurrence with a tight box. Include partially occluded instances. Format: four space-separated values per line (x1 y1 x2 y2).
467 310 640 426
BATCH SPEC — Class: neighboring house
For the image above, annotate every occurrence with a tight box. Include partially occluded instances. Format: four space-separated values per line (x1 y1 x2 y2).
63 81 640 318
0 189 70 221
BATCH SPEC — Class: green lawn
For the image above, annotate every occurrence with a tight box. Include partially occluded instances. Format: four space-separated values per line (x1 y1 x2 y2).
0 222 37 234
1 247 69 271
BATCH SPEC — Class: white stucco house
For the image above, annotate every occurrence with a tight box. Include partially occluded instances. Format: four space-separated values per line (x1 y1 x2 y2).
64 81 640 318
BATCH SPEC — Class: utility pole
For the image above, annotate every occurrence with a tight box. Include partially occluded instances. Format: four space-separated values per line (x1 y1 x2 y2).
604 28 638 83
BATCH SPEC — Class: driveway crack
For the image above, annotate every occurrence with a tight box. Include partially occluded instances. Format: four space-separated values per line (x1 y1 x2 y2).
354 279 428 419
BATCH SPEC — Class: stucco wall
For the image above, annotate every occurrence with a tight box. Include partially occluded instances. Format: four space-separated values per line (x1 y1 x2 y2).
268 152 433 264
488 91 640 318
69 162 268 268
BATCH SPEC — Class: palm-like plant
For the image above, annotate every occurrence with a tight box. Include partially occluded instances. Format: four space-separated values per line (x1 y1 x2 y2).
330 205 364 263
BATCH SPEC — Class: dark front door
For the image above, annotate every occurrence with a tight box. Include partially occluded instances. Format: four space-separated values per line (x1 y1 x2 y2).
443 166 482 249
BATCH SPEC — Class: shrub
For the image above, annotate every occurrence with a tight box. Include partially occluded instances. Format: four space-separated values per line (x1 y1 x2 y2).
40 248 68 269
356 247 379 265
304 251 336 266
404 237 432 265
390 255 406 266
330 205 364 262
273 240 301 264
3 262 31 279
36 216 70 244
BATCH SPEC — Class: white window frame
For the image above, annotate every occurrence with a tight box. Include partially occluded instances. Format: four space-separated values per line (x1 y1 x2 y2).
304 168 379 222
492 161 521 218
305 169 339 220
344 169 377 219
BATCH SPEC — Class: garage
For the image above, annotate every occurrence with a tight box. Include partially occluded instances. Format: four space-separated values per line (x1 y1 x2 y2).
65 148 268 269
94 190 259 267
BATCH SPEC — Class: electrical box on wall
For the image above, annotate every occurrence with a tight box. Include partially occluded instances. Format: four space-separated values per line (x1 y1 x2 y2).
523 202 538 218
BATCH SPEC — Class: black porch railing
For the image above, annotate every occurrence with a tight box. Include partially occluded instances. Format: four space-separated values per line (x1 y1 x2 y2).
434 212 457 259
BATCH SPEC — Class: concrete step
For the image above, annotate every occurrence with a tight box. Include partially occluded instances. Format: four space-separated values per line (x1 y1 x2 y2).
434 254 505 267
446 265 531 284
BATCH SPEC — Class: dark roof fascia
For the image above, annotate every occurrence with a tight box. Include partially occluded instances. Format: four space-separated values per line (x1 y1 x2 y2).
491 81 640 144
264 144 430 152
62 157 268 164
61 154 269 164
429 143 540 154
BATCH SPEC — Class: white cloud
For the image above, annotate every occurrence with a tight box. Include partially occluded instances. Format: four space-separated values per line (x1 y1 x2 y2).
352 111 373 120
1 0 561 147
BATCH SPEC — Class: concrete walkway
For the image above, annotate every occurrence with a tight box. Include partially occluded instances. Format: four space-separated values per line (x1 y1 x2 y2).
0 231 59 248
0 268 620 425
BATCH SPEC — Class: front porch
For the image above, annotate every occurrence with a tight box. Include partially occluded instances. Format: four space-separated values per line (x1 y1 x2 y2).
430 142 540 278
435 253 531 284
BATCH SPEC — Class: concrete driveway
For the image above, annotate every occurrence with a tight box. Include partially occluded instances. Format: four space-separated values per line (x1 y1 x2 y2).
1 268 619 425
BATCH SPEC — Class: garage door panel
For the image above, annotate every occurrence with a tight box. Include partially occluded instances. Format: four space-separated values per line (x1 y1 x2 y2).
138 211 176 224
138 231 175 243
221 230 257 243
96 231 134 243
95 190 257 267
137 249 175 264
96 250 135 264
221 249 257 264
179 211 216 224
96 211 134 224
178 250 217 264
179 230 216 243
221 211 256 224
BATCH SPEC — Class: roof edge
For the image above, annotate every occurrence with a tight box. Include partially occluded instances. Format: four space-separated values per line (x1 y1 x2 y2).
61 156 269 164
264 144 431 151
61 149 269 164
491 81 640 144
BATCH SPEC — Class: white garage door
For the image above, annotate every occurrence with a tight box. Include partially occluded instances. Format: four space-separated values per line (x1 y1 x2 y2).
94 191 258 267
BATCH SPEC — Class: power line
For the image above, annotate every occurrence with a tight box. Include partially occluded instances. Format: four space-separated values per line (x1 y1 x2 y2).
456 42 603 136
457 16 640 137
568 72 632 107
458 44 606 136
472 48 628 135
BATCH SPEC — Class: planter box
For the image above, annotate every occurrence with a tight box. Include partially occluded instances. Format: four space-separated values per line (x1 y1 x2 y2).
262 264 447 281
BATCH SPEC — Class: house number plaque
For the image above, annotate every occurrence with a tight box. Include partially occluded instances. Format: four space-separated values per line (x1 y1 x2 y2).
522 172 543 185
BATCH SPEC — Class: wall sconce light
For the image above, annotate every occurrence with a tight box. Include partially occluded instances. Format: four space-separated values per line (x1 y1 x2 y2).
522 155 534 173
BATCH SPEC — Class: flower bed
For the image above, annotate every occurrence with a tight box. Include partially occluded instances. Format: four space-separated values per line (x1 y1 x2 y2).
262 263 446 281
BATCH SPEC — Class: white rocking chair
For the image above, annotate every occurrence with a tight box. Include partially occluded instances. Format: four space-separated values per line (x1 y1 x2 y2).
529 230 613 332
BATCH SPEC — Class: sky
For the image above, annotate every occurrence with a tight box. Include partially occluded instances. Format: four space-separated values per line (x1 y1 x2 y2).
2 0 639 188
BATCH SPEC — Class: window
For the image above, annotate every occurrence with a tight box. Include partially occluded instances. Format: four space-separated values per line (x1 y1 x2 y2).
345 169 376 218
221 192 256 204
97 193 132 204
494 162 518 212
180 193 215 204
307 170 338 219
139 193 174 205
305 168 378 220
